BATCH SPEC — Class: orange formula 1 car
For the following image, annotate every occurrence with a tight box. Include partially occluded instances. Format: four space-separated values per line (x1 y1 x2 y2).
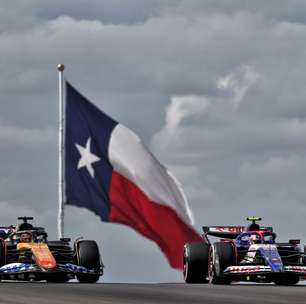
0 217 103 283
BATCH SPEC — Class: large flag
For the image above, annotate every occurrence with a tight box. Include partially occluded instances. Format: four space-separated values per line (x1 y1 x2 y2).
65 82 202 270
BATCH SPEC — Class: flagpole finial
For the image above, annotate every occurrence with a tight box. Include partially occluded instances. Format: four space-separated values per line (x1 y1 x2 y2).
57 64 65 72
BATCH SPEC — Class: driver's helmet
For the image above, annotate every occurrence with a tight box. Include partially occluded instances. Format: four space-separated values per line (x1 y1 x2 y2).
247 223 260 231
18 223 33 231
240 234 251 245
19 231 33 243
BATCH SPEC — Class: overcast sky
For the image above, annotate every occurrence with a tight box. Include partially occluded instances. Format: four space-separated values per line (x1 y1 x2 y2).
1 1 306 282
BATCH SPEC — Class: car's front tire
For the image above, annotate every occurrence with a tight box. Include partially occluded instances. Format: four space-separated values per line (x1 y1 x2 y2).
183 242 210 283
209 242 236 285
75 240 102 283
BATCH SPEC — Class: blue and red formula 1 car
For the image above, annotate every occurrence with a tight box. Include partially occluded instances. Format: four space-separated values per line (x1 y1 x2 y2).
183 217 306 285
0 217 103 283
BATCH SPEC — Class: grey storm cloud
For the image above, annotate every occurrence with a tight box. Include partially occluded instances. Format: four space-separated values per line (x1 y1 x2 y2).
1 1 306 282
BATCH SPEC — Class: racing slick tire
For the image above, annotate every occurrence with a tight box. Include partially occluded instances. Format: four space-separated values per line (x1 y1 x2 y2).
183 242 210 283
209 242 236 285
274 275 299 286
75 240 101 283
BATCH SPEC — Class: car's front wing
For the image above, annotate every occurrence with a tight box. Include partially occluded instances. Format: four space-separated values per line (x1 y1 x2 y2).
224 265 306 276
0 262 98 275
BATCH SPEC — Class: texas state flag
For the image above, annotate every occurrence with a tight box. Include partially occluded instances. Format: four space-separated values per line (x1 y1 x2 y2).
65 82 202 270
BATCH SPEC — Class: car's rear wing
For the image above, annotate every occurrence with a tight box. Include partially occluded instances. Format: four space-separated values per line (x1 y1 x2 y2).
202 226 273 239
202 226 245 239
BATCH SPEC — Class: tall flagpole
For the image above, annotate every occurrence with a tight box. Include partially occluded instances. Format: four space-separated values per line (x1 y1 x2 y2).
57 64 65 239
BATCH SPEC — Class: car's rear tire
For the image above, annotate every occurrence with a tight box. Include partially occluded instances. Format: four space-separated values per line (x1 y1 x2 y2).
274 275 299 286
209 242 236 285
75 240 101 283
183 242 210 283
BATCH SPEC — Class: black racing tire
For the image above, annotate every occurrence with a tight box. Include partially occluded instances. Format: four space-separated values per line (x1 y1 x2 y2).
0 241 6 267
183 242 210 283
75 240 101 283
274 275 299 286
210 242 236 285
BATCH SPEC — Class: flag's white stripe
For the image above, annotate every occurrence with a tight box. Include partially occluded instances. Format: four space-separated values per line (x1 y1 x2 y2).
108 124 194 225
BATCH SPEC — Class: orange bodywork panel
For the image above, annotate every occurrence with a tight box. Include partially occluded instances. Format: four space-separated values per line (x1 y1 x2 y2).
17 243 57 269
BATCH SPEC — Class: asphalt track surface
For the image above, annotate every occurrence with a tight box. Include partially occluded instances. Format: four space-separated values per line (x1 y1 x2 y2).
0 283 305 304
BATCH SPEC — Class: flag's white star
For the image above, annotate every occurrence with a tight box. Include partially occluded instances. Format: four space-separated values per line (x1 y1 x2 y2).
75 137 100 178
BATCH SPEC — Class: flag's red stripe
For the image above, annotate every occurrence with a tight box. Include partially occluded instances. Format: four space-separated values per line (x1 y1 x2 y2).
108 171 202 270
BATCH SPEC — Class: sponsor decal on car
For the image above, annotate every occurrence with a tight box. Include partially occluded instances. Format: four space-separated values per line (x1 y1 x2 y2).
225 265 272 273
0 263 36 273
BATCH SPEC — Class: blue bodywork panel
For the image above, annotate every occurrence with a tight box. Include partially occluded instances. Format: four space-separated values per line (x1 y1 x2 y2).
0 263 95 274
